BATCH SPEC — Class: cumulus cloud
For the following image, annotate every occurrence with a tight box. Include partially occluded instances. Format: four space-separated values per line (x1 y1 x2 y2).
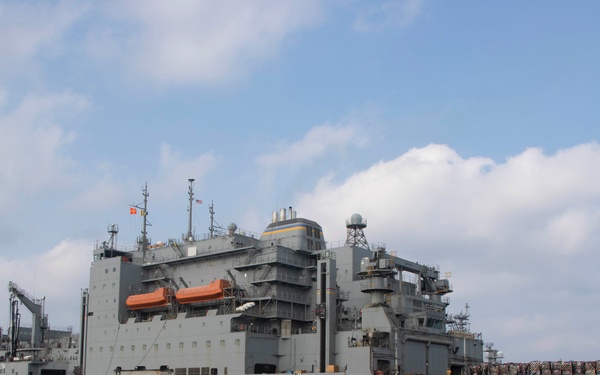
297 143 600 249
98 0 322 85
294 142 600 361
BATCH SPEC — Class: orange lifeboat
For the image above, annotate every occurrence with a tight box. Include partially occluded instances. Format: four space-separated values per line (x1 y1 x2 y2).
176 279 231 304
126 287 174 310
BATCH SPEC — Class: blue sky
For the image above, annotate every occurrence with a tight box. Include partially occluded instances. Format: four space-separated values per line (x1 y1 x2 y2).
1 0 600 363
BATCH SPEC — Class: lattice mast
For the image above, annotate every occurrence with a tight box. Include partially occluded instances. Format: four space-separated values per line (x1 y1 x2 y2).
345 213 369 250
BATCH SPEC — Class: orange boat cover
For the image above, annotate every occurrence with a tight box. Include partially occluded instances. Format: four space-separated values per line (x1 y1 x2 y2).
176 279 231 304
126 287 174 310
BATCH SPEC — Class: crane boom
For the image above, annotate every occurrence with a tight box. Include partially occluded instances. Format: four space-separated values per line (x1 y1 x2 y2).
7 281 48 348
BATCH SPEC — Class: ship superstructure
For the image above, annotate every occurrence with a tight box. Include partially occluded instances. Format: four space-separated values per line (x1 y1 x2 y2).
80 182 483 375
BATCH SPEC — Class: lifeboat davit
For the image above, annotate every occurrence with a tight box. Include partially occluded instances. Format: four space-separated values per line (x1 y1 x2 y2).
126 287 174 310
176 279 231 304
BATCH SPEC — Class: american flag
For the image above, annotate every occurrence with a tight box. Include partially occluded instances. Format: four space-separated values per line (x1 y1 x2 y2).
196 199 203 204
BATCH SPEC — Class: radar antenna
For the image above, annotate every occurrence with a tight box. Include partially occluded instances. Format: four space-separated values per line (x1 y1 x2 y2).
345 213 369 250
208 201 223 238
106 224 119 250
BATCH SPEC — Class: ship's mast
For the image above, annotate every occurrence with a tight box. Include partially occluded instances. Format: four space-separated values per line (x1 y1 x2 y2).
130 182 150 263
209 201 215 238
141 182 149 252
187 178 195 241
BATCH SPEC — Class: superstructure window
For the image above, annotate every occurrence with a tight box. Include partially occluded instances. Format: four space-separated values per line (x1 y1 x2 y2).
306 226 313 237
314 228 320 239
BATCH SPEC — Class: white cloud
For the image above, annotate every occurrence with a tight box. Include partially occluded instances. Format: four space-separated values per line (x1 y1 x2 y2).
353 0 423 33
156 144 217 199
296 143 600 249
256 123 367 169
0 90 89 210
100 0 322 85
0 1 89 75
0 238 91 329
67 179 127 210
293 142 600 361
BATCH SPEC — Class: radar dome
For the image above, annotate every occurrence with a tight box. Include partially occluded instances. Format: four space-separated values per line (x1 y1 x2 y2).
350 213 363 225
228 223 238 235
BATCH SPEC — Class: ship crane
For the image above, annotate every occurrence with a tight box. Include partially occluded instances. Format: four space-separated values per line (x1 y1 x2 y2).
7 281 48 350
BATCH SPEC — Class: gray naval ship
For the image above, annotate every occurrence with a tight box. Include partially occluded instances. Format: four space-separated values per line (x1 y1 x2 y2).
82 181 484 375
3 180 484 375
